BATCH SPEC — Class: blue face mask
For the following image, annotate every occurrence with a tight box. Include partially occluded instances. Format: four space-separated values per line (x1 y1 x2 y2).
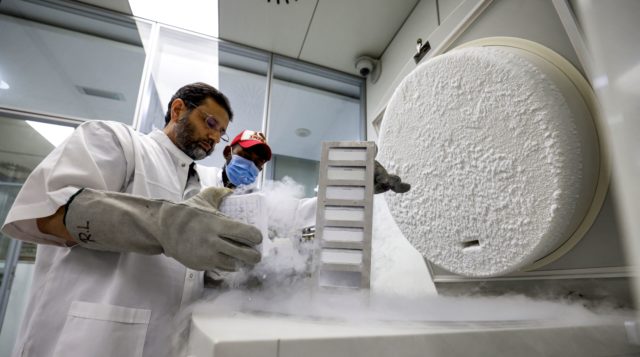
226 154 259 187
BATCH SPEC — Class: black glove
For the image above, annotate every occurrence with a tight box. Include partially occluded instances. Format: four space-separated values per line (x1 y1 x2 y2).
373 160 411 194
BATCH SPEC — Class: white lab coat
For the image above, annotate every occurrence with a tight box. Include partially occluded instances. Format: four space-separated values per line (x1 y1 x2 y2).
1 121 213 357
196 164 223 188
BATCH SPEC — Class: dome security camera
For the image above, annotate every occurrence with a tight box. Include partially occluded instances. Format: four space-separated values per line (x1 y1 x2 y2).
354 56 381 83
355 56 376 77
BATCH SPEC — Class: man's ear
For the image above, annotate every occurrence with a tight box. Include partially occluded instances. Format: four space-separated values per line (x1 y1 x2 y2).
223 145 232 162
170 98 187 123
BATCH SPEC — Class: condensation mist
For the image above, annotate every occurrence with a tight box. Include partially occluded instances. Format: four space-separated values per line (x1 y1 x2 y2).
182 178 625 328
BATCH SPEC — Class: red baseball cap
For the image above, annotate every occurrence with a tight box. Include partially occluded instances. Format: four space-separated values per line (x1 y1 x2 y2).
230 130 272 160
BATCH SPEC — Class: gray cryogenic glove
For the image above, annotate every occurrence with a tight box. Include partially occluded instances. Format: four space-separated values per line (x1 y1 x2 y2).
64 187 262 271
374 160 411 194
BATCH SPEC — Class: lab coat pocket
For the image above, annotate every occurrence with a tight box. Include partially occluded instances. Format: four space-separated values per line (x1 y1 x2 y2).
52 301 151 357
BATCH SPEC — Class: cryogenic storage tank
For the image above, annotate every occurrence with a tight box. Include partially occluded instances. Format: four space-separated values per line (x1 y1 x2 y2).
378 37 611 282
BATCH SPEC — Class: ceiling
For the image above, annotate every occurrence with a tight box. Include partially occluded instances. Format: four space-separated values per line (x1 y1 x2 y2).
0 0 420 76
218 0 420 75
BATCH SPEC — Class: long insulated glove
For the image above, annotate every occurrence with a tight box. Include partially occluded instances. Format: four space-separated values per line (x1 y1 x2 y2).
64 187 262 271
373 160 411 194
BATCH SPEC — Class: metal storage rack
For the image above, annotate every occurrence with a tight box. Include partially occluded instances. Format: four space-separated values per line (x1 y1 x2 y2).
314 141 375 289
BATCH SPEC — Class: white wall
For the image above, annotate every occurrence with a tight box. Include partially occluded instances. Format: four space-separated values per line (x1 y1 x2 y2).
365 0 439 140
365 0 581 141
439 0 465 21
446 0 581 67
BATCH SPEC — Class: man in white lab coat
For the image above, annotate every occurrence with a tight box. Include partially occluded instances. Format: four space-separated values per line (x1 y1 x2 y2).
1 82 263 357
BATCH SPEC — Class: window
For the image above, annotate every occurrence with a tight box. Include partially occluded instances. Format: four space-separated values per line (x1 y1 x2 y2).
0 116 75 356
209 43 271 169
266 56 364 197
0 14 147 124
136 25 220 135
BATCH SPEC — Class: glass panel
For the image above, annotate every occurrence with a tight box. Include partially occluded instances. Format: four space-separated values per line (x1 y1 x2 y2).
207 43 270 169
0 13 148 123
0 116 75 355
268 57 363 197
272 155 319 198
0 241 35 356
137 25 219 136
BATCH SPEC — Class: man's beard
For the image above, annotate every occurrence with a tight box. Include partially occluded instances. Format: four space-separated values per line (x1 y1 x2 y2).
175 115 214 160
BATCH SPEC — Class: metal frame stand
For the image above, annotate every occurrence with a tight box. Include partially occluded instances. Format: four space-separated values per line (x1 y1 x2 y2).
314 141 375 289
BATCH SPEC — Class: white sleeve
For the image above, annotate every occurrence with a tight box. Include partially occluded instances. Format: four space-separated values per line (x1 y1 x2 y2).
1 121 132 245
294 197 317 232
196 164 223 188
